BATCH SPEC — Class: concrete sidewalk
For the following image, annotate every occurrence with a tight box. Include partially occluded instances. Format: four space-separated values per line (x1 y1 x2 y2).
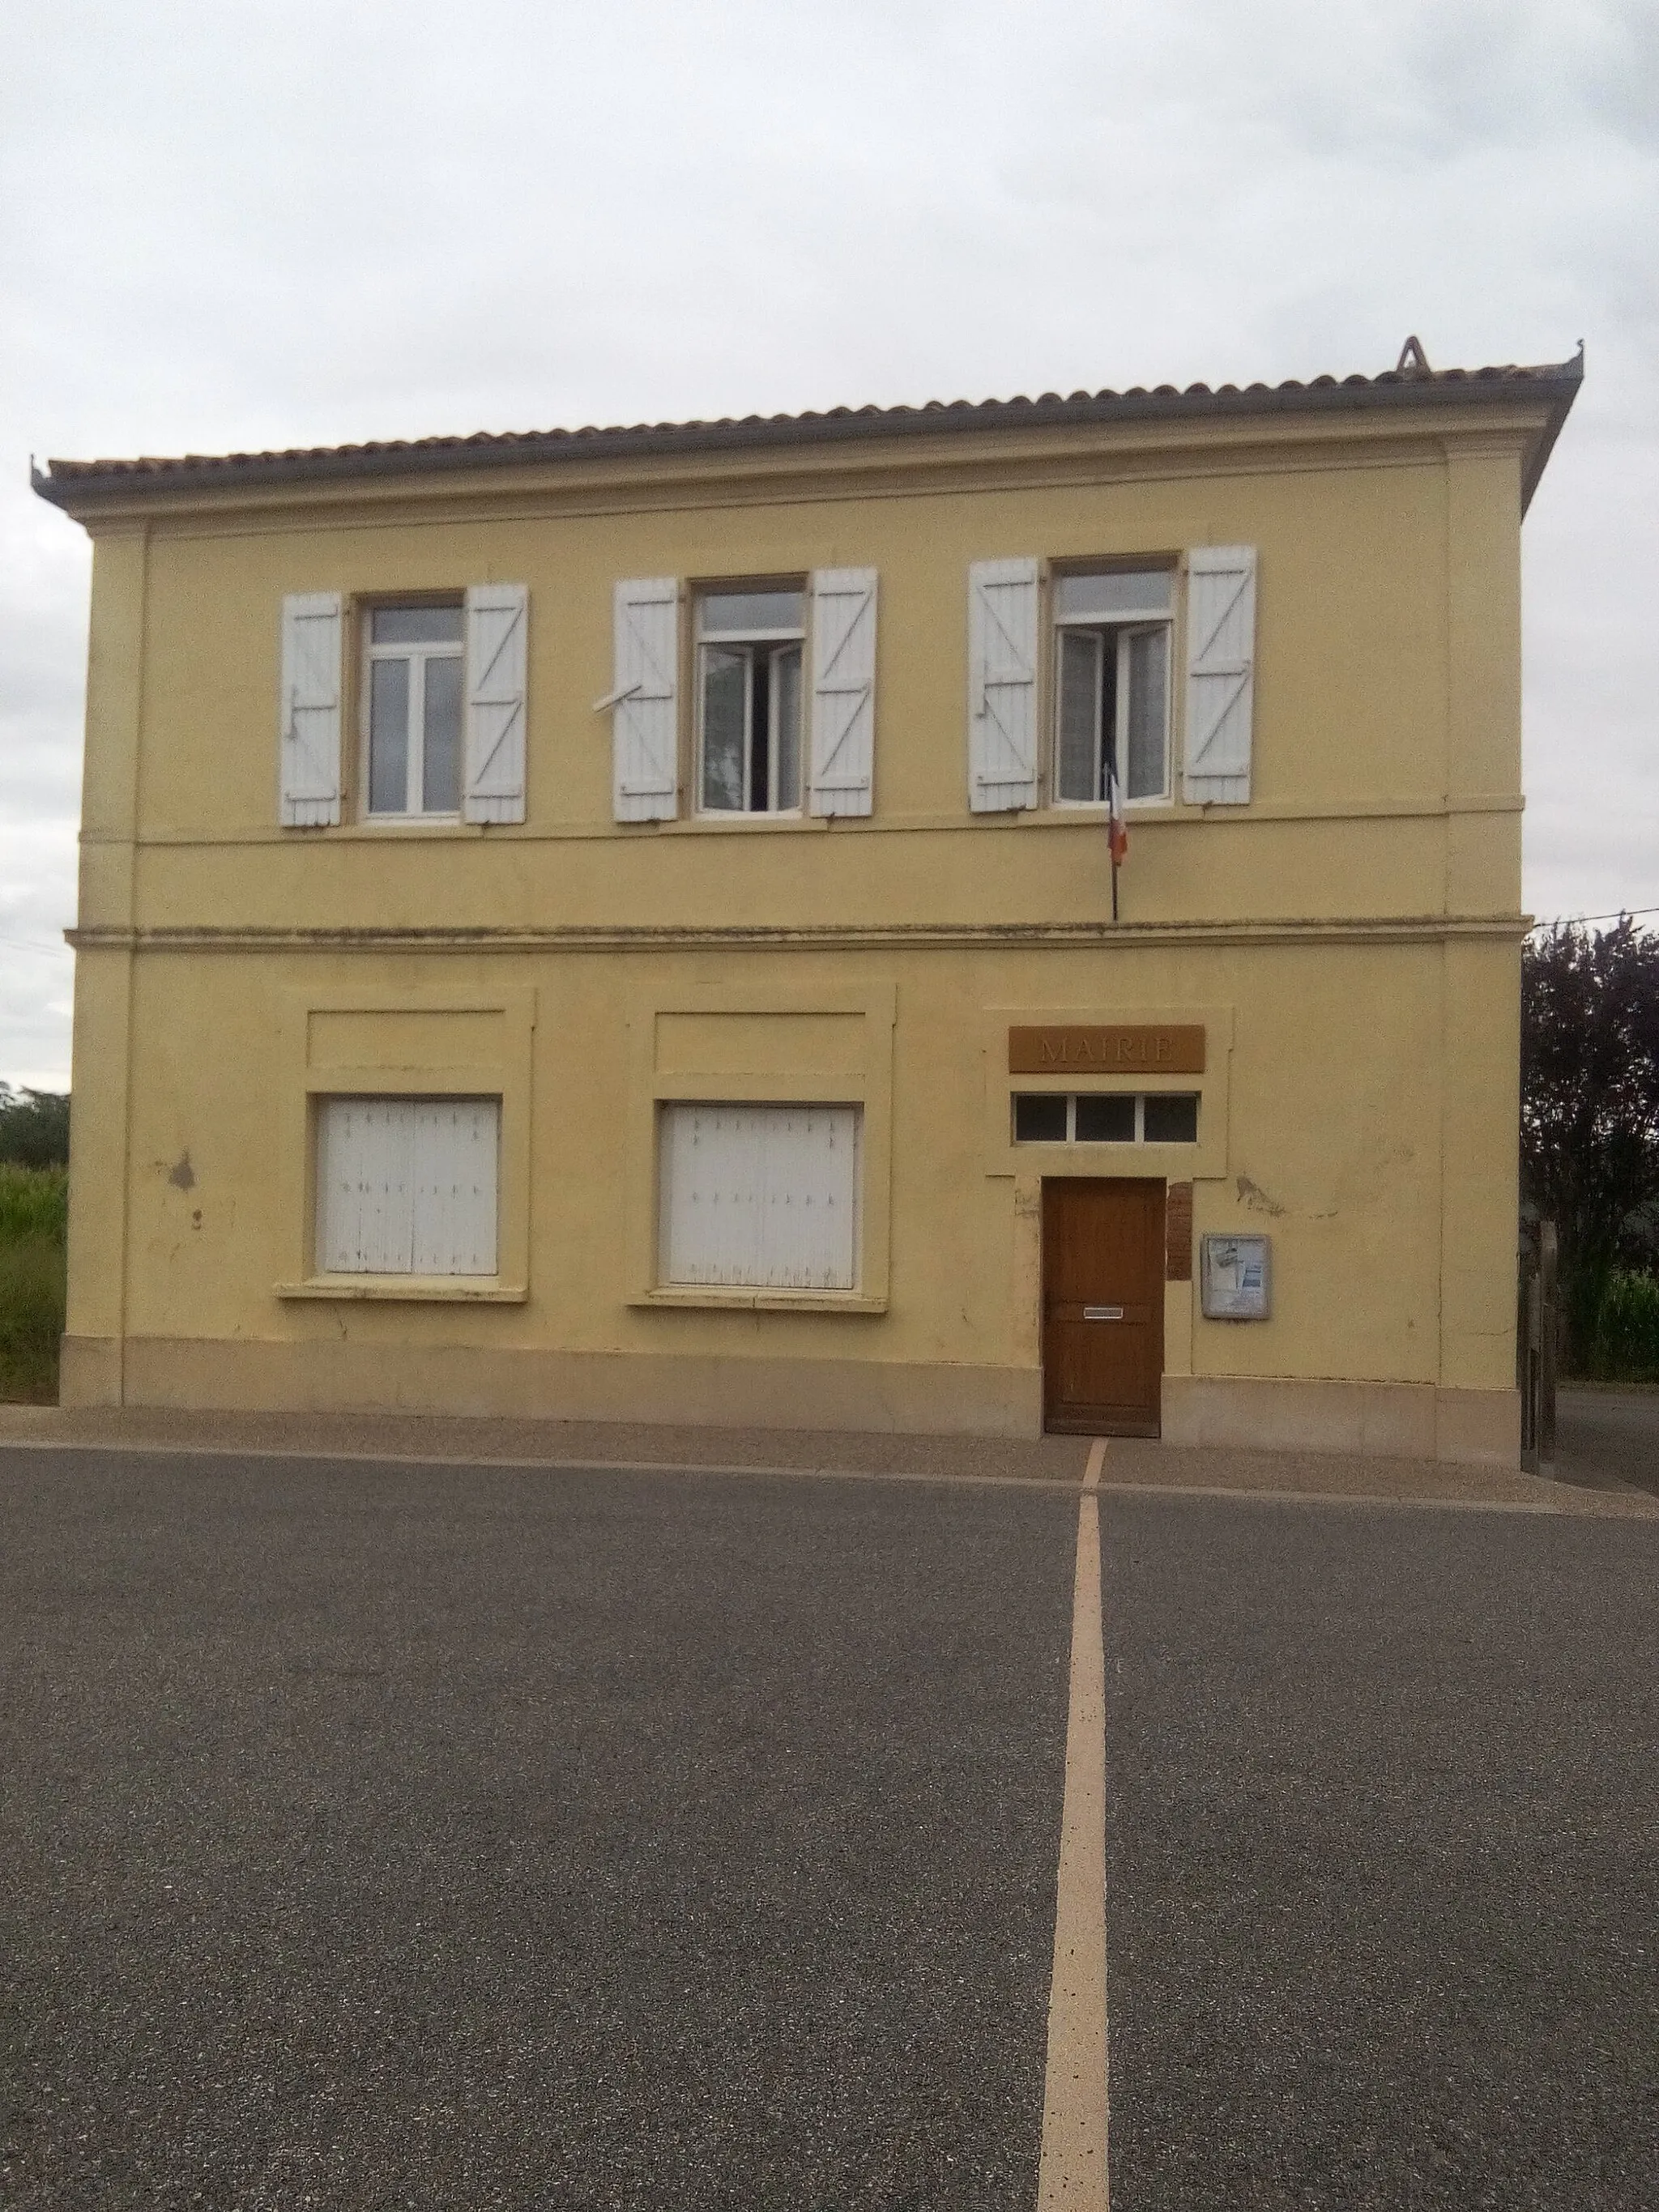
3 1400 1655 1515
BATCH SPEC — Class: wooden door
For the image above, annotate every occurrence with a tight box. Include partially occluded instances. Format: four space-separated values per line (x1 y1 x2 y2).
1043 1179 1165 1436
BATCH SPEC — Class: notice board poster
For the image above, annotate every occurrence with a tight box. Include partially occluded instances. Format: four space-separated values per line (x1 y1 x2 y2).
1201 1234 1272 1320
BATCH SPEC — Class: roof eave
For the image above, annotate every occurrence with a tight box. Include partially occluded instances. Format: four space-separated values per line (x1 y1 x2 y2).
32 353 1584 515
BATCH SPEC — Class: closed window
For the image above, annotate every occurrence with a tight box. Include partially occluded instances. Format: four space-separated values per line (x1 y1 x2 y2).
1053 569 1172 806
316 1097 499 1274
1013 1092 1197 1144
659 1102 859 1289
697 589 805 815
364 604 463 818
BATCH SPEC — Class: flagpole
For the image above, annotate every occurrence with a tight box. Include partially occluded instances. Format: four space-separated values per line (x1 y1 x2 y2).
1107 747 1123 923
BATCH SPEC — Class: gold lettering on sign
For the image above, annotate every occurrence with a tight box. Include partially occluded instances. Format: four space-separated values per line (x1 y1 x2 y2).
1008 1025 1206 1075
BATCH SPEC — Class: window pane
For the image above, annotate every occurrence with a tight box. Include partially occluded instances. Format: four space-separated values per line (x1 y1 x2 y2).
1057 631 1102 802
1125 629 1168 799
1075 1093 1137 1142
1013 1093 1068 1143
773 644 802 812
1056 570 1172 621
700 590 804 636
421 654 462 812
368 657 410 813
371 604 463 645
702 646 748 811
1142 1093 1200 1143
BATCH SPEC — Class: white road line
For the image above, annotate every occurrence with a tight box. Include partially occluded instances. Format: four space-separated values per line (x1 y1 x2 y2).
1036 1481 1109 2208
1083 1437 1106 1490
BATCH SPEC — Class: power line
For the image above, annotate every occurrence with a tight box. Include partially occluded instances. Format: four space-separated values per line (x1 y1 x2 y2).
0 936 70 957
1528 906 1659 931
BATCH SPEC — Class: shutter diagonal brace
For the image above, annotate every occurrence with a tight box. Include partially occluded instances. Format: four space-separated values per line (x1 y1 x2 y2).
971 569 1038 794
1189 566 1252 667
1185 550 1256 789
464 591 527 812
469 607 525 786
813 680 872 782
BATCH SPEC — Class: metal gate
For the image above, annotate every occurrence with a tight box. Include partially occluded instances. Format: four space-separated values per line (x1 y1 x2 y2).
1518 1219 1557 1476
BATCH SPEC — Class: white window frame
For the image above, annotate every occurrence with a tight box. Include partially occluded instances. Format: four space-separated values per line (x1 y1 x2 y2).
1051 569 1175 808
360 603 465 823
694 586 808 819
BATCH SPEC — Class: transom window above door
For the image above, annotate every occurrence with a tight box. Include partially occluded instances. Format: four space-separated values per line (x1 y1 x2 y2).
697 586 805 815
365 603 463 818
1053 568 1173 807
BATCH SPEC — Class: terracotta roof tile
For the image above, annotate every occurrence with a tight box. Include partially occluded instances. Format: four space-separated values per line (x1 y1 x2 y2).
34 351 1582 507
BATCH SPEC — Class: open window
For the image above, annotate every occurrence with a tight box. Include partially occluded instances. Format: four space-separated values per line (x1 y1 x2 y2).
696 587 805 816
1052 569 1173 806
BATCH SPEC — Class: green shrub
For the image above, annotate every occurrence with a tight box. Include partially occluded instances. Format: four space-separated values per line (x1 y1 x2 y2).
0 1085 69 1168
0 1235 66 1402
0 1164 68 1245
1590 1271 1659 1385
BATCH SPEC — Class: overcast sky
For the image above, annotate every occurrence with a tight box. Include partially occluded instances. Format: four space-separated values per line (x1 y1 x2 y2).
3 0 1655 1089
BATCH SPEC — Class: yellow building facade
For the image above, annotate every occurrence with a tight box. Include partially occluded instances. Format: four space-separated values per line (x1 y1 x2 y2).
37 352 1580 1462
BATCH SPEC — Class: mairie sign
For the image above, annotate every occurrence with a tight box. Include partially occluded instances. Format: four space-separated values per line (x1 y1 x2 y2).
1008 1025 1206 1074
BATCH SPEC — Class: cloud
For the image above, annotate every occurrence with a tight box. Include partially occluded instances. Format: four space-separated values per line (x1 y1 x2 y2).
2 0 1657 1080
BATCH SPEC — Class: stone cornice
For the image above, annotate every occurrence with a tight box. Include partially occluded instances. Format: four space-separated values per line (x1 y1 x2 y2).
68 914 1529 955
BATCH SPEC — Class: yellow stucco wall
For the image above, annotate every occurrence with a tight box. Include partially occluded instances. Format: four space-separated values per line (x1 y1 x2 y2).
56 398 1545 1460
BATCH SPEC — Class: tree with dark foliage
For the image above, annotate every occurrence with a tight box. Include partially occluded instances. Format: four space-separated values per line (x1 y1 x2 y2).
1520 918 1659 1362
0 1085 70 1170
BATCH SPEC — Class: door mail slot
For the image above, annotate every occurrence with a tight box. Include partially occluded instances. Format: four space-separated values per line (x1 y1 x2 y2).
1082 1306 1124 1321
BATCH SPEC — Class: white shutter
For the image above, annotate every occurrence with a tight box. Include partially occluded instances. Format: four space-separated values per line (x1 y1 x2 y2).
967 558 1039 812
659 1103 859 1290
279 592 343 826
808 568 877 816
317 1097 498 1276
410 1100 499 1273
609 578 679 821
1183 546 1256 805
463 583 528 823
317 1099 413 1273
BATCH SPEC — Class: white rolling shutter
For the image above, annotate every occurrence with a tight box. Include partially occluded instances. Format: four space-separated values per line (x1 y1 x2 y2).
1183 546 1256 805
808 568 877 816
659 1102 859 1290
608 578 679 821
279 592 343 826
316 1097 498 1276
463 582 528 823
967 558 1039 812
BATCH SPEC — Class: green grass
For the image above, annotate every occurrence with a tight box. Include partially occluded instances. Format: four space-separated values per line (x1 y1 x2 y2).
0 1163 68 1242
0 1167 68 1401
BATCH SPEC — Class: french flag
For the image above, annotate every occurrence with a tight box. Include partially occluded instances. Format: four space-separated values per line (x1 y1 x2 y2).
1107 755 1128 867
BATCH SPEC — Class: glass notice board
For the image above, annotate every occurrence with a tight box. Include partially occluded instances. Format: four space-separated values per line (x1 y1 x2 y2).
1201 1234 1272 1320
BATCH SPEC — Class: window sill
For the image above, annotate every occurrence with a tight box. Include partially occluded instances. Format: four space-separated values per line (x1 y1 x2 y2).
1034 802 1179 821
276 1277 527 1303
630 1287 886 1315
661 814 826 833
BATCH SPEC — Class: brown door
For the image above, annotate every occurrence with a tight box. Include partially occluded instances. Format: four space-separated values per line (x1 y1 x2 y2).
1043 1178 1165 1436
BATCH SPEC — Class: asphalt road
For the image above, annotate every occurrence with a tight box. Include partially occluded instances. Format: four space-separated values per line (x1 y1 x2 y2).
2 1447 1655 2209
1103 1495 1659 2212
1557 1385 1659 1499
